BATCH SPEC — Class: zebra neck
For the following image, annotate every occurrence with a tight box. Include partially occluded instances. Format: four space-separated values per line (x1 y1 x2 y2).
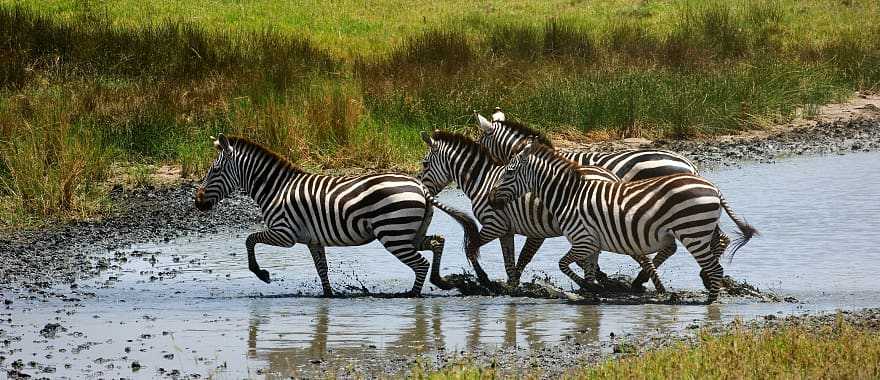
534 164 582 215
236 153 299 209
452 159 494 199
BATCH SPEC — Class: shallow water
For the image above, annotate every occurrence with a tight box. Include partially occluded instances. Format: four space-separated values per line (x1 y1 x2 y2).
5 152 880 378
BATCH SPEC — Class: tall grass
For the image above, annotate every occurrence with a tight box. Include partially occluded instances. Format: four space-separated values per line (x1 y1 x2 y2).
1 1 879 225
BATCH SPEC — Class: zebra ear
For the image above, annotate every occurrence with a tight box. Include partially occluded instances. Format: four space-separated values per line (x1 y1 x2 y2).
420 131 433 147
475 112 494 133
217 133 232 154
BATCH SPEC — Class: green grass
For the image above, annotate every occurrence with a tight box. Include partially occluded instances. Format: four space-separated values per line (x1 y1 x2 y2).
419 317 880 379
1 0 879 227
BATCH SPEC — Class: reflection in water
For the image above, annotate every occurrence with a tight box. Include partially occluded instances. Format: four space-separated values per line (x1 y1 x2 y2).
243 299 615 377
247 301 332 378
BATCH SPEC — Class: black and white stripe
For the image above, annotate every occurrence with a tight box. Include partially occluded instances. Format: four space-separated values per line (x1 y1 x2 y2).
194 134 478 296
488 142 757 303
418 131 622 288
475 112 727 290
476 113 697 181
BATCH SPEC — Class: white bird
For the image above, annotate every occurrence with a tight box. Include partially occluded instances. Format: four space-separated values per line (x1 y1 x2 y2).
491 107 505 122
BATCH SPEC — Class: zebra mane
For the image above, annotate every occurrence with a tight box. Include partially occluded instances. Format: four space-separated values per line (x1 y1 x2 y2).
226 136 306 174
498 120 553 148
431 130 503 166
526 142 595 180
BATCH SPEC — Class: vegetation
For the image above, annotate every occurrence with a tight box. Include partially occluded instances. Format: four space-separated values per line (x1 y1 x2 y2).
419 317 880 379
1 0 879 227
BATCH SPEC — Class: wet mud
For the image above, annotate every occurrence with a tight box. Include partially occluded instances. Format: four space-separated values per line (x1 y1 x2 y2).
444 273 789 305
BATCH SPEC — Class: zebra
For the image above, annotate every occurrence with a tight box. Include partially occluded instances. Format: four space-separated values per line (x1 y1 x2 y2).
417 130 621 289
194 134 479 297
475 111 730 291
488 141 758 303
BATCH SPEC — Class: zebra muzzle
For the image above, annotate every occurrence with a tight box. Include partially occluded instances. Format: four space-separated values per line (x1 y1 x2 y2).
194 187 213 212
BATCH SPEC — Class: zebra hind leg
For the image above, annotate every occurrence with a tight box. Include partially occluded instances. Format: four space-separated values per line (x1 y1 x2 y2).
382 243 430 297
632 241 676 292
419 235 454 290
683 235 725 304
633 255 665 294
308 244 333 297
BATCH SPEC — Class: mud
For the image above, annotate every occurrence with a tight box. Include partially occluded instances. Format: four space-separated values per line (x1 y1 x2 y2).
444 273 788 305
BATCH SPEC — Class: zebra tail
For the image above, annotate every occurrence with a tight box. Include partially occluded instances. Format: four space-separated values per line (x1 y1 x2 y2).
428 195 481 260
719 192 759 261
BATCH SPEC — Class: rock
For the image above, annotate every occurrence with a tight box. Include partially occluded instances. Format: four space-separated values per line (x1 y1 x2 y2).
39 323 65 339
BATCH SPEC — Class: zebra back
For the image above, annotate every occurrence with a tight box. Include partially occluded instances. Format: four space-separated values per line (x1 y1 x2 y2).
476 116 698 181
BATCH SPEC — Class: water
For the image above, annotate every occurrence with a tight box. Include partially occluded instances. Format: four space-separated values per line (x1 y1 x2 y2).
5 152 880 378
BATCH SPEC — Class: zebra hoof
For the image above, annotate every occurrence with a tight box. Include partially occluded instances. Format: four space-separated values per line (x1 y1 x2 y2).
430 276 454 291
630 283 646 293
255 269 271 284
580 282 604 294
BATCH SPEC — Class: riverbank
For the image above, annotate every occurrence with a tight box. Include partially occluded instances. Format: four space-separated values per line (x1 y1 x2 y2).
420 308 880 379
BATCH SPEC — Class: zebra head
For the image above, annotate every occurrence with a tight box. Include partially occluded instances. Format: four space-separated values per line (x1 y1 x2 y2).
475 112 550 164
417 130 453 195
195 133 240 212
489 140 537 209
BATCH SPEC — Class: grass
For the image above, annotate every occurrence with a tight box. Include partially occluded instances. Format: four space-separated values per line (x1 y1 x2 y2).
418 316 880 379
1 0 879 227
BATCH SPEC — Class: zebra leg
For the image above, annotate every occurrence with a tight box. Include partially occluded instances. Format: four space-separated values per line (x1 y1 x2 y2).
633 254 665 294
419 235 454 290
307 244 333 297
508 237 544 288
712 228 731 260
680 233 725 304
632 241 676 292
245 230 293 284
560 239 602 292
499 235 517 283
575 256 608 285
380 242 430 296
468 229 503 287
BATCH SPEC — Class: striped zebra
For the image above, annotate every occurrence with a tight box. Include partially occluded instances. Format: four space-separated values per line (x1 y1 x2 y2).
194 134 479 297
488 141 758 303
417 131 620 289
475 112 729 291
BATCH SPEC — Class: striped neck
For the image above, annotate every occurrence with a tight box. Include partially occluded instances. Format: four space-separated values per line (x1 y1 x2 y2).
229 140 302 210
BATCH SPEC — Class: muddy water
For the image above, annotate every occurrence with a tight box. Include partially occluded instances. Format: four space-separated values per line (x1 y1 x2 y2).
5 152 880 378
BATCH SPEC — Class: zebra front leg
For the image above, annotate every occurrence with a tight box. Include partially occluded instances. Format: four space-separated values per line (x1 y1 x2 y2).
499 235 517 283
467 229 503 288
420 235 454 290
559 239 602 292
508 237 544 288
633 254 665 293
632 241 676 292
245 230 291 284
308 244 333 297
